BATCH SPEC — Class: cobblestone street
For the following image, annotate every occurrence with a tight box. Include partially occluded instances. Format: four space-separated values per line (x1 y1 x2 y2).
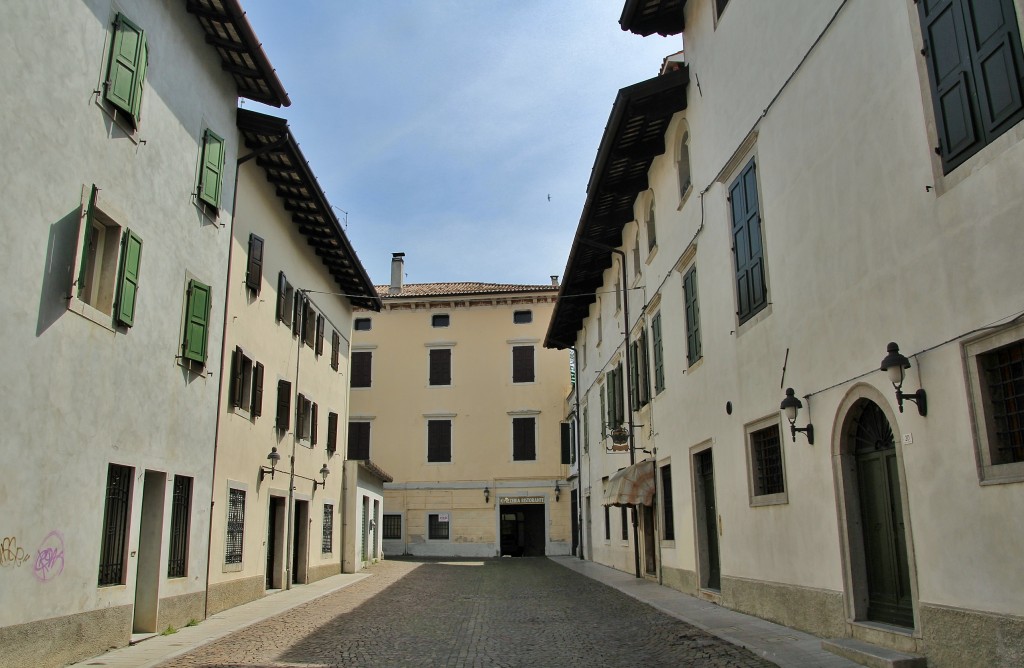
162 558 776 668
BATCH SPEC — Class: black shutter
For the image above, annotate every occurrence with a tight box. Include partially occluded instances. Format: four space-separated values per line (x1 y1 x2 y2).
327 412 338 454
427 420 451 462
429 348 451 385
512 346 535 383
561 423 571 464
276 380 291 431
252 362 264 417
351 351 372 388
230 346 243 408
348 422 370 459
513 417 536 460
246 234 264 292
730 158 766 324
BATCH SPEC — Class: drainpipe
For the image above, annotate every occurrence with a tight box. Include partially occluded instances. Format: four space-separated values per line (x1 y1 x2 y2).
284 290 304 589
571 346 583 560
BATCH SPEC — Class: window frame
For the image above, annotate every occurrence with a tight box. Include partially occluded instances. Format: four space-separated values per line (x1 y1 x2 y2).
245 234 264 293
660 464 675 541
646 196 657 252
327 411 339 455
181 278 212 367
98 463 133 586
651 312 665 394
277 272 294 327
678 128 692 202
427 512 451 541
167 475 193 578
354 317 372 331
275 379 291 432
382 514 402 540
229 346 263 419
745 416 788 506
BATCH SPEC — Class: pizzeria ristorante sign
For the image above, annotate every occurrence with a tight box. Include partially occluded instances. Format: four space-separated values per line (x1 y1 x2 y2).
499 496 545 504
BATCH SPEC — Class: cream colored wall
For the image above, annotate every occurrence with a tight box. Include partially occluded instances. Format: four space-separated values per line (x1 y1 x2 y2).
207 156 353 591
574 0 1024 619
0 0 238 637
351 294 572 556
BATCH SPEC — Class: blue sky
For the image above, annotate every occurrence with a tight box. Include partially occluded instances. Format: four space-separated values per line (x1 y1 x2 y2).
241 2 677 287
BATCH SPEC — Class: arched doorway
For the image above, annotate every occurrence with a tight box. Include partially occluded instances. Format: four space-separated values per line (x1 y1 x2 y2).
837 395 915 628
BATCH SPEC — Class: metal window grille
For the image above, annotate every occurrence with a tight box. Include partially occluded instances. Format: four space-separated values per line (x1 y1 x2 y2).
225 488 245 564
382 514 402 540
661 465 675 541
751 425 785 496
167 475 193 578
428 513 450 540
981 340 1024 464
98 463 133 586
322 504 334 554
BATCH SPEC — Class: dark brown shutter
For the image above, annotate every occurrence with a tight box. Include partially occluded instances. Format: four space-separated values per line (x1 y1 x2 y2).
276 380 291 431
246 234 264 292
296 393 307 437
429 348 451 385
252 362 264 417
513 417 536 460
315 314 325 356
348 422 371 460
561 423 571 464
277 272 289 324
351 351 372 388
292 292 303 336
427 420 451 462
331 330 340 371
327 412 338 454
311 402 318 445
230 346 243 408
512 346 535 383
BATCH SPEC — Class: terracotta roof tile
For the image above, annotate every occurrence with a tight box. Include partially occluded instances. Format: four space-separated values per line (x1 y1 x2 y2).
376 282 558 298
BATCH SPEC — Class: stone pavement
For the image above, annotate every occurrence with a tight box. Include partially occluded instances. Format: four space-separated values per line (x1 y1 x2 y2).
73 557 860 668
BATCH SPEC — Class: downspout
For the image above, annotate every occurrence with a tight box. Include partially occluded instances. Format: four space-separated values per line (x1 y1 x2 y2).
284 289 304 589
572 346 583 560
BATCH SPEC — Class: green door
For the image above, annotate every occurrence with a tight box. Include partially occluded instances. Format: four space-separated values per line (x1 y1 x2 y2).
697 450 720 590
854 401 913 627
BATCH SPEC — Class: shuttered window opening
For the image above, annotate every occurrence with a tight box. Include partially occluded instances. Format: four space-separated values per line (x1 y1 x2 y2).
429 348 452 386
292 292 304 336
629 331 651 410
652 313 665 394
348 421 371 460
979 339 1024 464
354 318 372 331
327 412 339 455
512 345 535 383
225 488 245 564
277 272 294 326
229 347 263 417
296 394 316 443
198 129 225 210
604 505 611 540
167 475 192 578
646 197 657 251
620 506 629 541
382 514 402 540
730 158 767 325
428 513 450 540
605 363 625 431
104 13 147 127
245 234 264 293
661 465 675 541
315 314 325 356
331 330 341 371
351 351 372 388
513 417 537 461
182 279 212 365
683 266 702 365
276 379 292 432
919 0 1024 173
513 310 532 324
432 314 450 327
583 407 591 453
115 229 143 327
98 463 133 586
302 302 317 349
751 425 785 496
321 504 334 554
561 423 572 465
427 419 452 463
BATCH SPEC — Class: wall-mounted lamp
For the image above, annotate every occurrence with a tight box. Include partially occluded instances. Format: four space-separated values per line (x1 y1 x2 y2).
554 480 561 502
259 447 281 481
483 486 490 504
880 342 927 416
312 463 330 491
780 388 815 445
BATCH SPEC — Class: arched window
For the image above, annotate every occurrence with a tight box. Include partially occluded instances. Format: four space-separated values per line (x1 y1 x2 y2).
646 196 657 251
678 130 692 198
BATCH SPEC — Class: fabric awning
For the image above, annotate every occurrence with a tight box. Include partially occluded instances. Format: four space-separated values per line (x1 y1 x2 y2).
602 459 656 507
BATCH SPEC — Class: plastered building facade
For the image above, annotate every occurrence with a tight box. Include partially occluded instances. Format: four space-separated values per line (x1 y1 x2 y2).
350 256 574 558
549 1 1024 665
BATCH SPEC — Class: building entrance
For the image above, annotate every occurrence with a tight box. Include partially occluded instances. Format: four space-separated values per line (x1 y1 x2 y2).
499 503 546 556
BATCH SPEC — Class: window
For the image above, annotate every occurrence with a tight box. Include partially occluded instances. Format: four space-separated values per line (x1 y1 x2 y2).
296 394 317 444
600 389 607 439
678 130 692 199
104 13 147 128
427 419 452 463
513 310 532 324
966 328 1024 481
302 301 316 349
512 346 535 383
605 363 625 432
730 158 768 325
225 488 245 565
918 0 1024 173
351 351 372 388
229 347 264 417
632 235 641 277
652 313 665 394
354 318 372 331
73 185 143 327
432 313 450 327
428 513 450 540
322 504 334 554
646 197 657 251
683 266 702 365
512 417 536 461
661 465 675 541
276 379 291 432
327 412 339 455
749 422 786 502
614 273 622 312
331 330 341 371
620 506 629 541
167 475 192 578
629 331 650 410
583 407 590 453
604 505 611 540
277 272 294 326
348 421 371 460
292 292 304 337
429 348 452 386
197 129 225 210
98 463 132 586
561 423 572 465
382 514 402 540
315 314 325 357
245 234 264 293
181 279 212 365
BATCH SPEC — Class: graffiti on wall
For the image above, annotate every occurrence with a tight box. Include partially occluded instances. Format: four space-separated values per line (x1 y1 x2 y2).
0 536 31 568
33 531 65 582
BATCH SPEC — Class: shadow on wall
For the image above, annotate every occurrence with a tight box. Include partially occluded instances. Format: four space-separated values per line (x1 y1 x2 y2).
36 209 80 337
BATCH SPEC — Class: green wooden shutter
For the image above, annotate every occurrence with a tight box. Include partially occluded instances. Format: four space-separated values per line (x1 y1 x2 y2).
629 341 640 410
615 363 625 426
229 347 243 407
182 280 211 363
639 329 650 406
246 234 264 293
652 313 665 393
77 185 99 298
198 129 225 208
115 229 142 327
276 380 291 431
252 362 264 417
684 267 702 364
731 159 766 324
105 14 146 125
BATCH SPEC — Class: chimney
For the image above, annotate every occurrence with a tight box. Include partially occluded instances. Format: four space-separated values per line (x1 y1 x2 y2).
390 253 405 293
550 275 559 287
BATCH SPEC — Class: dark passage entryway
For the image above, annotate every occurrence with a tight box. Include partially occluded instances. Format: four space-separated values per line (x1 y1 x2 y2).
500 504 545 556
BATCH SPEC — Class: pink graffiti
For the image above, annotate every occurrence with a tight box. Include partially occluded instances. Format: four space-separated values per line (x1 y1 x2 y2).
33 531 64 582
